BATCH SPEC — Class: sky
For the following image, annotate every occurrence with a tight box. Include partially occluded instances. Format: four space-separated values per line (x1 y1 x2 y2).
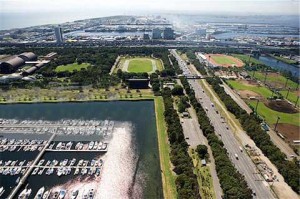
0 0 299 15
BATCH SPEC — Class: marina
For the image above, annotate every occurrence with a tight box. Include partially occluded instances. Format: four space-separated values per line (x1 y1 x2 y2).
0 101 163 199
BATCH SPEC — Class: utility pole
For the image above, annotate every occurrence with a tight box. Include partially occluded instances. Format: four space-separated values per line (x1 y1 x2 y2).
284 78 289 88
263 70 268 84
295 96 299 107
255 99 259 114
286 87 290 99
274 116 280 132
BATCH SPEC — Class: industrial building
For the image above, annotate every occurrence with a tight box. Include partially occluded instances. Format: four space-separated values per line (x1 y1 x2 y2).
0 57 25 74
55 27 64 43
0 52 37 74
18 52 37 61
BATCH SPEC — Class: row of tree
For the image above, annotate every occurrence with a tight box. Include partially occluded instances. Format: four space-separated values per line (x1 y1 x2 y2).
162 88 200 199
180 77 253 198
206 77 300 193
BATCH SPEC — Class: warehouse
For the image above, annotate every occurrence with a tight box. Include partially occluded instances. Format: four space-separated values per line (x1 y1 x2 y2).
0 57 25 74
18 52 37 61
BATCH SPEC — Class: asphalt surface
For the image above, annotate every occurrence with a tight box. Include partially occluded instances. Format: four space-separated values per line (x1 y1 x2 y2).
170 49 275 199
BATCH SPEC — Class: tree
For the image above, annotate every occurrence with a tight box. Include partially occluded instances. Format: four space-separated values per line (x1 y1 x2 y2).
196 145 208 159
172 85 184 96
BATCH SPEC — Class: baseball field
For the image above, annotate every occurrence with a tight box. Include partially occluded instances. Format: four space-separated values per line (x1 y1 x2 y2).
205 54 244 68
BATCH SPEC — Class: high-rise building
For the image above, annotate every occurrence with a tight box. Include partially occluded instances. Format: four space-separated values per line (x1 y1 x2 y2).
162 28 174 40
54 27 63 43
152 28 163 39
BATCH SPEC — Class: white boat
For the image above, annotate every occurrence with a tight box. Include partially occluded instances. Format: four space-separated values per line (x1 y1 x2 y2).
0 187 4 197
16 176 20 184
18 187 32 199
42 190 51 199
56 142 62 150
32 168 39 175
88 141 94 150
70 190 78 199
34 186 45 199
58 189 66 199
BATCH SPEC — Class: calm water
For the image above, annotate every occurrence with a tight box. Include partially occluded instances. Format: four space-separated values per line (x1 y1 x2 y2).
0 101 163 198
258 56 299 77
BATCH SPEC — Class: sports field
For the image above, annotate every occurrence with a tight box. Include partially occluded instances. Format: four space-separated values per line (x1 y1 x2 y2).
118 57 163 73
128 59 153 73
206 54 244 68
55 63 90 72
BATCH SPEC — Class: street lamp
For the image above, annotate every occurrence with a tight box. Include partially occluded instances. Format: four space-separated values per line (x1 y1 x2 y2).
255 99 259 115
286 87 291 99
274 116 280 132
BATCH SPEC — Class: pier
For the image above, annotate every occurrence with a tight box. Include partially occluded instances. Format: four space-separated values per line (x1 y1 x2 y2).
7 133 56 199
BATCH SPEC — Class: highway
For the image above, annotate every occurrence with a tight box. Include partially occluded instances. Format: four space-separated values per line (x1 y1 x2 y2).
170 49 274 199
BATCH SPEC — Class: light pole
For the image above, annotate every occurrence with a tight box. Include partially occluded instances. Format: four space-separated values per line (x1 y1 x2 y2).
263 70 268 84
284 78 289 88
274 116 280 132
295 96 299 108
286 87 290 99
255 99 259 114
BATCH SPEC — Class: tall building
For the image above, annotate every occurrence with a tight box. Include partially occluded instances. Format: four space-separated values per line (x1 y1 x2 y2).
162 28 174 40
152 28 163 39
54 27 63 43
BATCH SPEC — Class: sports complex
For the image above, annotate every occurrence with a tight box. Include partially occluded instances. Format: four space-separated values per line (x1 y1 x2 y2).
205 54 244 68
116 57 163 73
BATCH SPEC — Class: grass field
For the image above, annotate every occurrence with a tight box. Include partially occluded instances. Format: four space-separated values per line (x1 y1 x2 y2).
128 59 153 73
55 63 90 72
252 71 298 89
248 101 299 126
227 80 276 99
154 97 177 199
211 55 237 65
232 54 263 65
116 57 163 73
227 80 299 126
189 149 215 199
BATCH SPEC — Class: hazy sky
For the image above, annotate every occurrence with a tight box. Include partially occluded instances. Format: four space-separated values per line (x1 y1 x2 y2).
0 0 299 15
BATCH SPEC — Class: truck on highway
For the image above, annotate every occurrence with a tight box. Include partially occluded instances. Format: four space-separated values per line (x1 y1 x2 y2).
235 153 239 160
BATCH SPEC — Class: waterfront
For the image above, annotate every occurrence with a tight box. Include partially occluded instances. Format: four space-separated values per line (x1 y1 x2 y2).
259 55 299 77
0 101 163 198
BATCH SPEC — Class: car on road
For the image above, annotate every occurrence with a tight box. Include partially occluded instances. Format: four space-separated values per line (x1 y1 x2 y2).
235 153 239 160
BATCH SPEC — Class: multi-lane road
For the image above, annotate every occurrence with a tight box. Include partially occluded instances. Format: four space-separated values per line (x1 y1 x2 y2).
170 49 274 199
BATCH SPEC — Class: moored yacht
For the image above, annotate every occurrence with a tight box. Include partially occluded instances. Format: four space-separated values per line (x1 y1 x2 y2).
34 186 45 199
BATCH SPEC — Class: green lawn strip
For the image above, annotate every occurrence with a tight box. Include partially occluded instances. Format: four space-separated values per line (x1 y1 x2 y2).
128 59 153 73
248 101 300 126
232 54 263 65
155 59 164 71
211 55 236 65
279 90 299 106
154 97 177 199
269 55 298 65
55 62 90 72
227 80 275 98
189 149 216 199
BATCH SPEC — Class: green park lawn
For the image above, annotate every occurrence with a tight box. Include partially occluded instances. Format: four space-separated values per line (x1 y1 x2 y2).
270 55 298 65
227 80 276 98
211 55 236 65
232 54 263 65
55 62 90 72
248 101 299 126
128 59 153 73
154 97 177 199
279 90 299 106
252 71 298 89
